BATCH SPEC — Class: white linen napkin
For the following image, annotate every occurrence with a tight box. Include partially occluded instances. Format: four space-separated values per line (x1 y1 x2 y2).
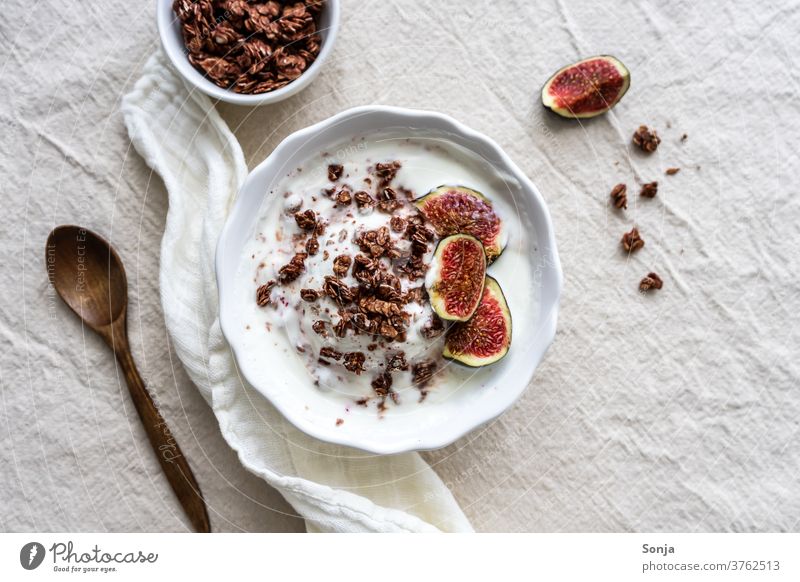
120 51 473 533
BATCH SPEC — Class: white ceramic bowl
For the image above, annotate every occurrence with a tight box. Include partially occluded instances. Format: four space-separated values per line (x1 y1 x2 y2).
156 0 340 106
216 106 563 454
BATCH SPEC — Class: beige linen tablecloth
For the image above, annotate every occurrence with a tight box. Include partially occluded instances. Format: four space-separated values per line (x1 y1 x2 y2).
2 0 799 532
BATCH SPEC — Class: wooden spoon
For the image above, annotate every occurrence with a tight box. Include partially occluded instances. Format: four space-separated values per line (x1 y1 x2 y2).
46 225 211 533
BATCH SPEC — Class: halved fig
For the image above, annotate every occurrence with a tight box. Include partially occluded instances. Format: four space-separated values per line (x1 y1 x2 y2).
542 55 630 119
415 185 507 262
443 277 512 367
426 234 487 322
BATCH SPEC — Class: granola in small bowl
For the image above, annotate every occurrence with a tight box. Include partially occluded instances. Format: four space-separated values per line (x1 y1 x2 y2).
157 0 339 104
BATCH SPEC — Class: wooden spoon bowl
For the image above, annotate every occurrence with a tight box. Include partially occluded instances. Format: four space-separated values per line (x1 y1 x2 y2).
47 225 128 328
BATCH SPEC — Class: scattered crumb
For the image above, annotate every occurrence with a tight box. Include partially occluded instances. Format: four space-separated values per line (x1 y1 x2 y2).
335 418 344 426
621 227 644 252
639 272 663 293
633 125 661 153
665 167 680 175
640 182 658 198
681 133 688 142
610 183 628 209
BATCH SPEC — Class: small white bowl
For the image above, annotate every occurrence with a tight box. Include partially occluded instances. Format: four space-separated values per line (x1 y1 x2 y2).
156 0 340 106
216 106 564 454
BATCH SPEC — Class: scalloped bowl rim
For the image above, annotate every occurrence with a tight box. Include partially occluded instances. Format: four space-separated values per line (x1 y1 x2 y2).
216 106 563 454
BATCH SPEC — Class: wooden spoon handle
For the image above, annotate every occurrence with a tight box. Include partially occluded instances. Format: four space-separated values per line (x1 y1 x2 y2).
112 327 211 533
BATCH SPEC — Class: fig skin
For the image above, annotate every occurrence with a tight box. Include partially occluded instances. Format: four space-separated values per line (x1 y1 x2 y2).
414 185 507 262
426 234 487 322
541 55 630 119
443 276 512 368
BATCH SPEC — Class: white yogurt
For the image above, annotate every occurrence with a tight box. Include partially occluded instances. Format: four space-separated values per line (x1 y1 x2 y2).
234 134 540 413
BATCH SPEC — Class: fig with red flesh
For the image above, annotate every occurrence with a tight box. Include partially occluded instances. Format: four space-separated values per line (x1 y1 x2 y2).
443 276 512 367
426 234 487 322
415 185 507 262
541 55 630 119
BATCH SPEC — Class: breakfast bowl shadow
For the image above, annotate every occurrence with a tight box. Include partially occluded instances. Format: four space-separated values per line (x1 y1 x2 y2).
157 0 340 106
216 106 564 454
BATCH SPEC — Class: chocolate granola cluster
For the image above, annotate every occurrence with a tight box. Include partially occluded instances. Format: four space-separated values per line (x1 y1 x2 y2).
364 353 440 409
632 125 661 153
173 0 324 94
307 241 415 343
